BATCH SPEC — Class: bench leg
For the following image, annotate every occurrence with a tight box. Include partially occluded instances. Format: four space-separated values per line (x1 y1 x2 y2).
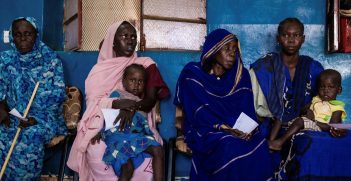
58 136 70 181
166 138 176 181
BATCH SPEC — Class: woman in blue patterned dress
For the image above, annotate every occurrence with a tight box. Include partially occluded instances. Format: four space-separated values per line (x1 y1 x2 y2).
0 17 66 180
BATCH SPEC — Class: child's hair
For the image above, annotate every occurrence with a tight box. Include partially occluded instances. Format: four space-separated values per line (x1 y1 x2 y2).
123 63 147 82
318 69 342 87
278 17 304 35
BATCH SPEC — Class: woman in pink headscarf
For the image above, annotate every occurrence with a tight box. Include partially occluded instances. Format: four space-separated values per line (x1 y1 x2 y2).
67 21 169 181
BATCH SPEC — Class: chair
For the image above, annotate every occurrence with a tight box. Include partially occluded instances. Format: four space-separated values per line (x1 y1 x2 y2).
42 86 82 181
167 106 192 181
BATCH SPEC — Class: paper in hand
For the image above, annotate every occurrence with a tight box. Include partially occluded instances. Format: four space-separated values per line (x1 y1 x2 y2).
9 108 27 121
232 112 258 133
101 108 120 131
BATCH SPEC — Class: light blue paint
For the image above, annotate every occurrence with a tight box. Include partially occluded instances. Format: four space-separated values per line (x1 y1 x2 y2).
0 0 62 51
43 0 64 50
214 24 351 76
207 0 325 24
138 51 200 139
0 0 44 51
340 77 351 123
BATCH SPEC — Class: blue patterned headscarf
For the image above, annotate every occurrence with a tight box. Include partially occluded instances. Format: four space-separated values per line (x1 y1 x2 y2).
8 17 48 66
10 17 39 51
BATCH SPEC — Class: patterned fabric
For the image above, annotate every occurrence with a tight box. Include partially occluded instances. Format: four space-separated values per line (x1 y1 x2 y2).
288 117 322 131
102 90 160 176
250 52 324 123
62 86 82 130
276 131 351 180
0 17 66 180
310 96 346 123
174 29 274 181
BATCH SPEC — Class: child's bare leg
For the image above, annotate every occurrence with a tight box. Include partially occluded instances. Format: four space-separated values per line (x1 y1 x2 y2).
145 145 164 181
269 118 282 141
119 159 134 181
269 118 304 151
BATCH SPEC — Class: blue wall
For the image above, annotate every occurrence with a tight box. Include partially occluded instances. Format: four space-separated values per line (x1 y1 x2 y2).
0 0 43 50
0 0 63 51
1 0 351 178
43 0 64 50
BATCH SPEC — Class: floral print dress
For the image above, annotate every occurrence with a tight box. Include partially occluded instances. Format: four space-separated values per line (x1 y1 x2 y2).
0 17 66 180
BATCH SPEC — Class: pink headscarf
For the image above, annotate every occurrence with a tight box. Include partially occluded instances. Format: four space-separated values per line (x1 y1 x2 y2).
67 21 158 176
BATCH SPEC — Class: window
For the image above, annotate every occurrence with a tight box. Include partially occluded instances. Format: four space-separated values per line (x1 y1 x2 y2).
63 0 206 51
326 0 351 53
63 0 82 50
141 0 206 51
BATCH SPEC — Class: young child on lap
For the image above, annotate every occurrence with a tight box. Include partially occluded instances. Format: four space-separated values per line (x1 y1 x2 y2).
269 69 347 151
103 64 164 181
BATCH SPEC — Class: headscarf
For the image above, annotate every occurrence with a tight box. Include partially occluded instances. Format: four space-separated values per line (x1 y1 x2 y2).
201 29 239 64
9 17 39 54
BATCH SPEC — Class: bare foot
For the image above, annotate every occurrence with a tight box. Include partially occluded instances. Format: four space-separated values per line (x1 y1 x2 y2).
268 140 282 151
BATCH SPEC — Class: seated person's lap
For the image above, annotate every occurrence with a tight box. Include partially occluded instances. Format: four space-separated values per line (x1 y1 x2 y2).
86 141 154 181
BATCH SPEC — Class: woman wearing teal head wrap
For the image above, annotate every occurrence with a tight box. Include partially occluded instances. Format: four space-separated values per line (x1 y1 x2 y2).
0 17 66 180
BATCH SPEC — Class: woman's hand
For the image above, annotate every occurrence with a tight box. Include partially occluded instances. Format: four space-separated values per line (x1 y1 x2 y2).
112 99 138 131
0 109 10 127
112 99 137 111
19 117 37 128
330 127 347 137
91 132 102 145
115 109 135 131
222 125 252 141
230 129 252 141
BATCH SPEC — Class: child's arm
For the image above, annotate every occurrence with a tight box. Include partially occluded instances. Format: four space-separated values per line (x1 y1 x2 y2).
315 122 331 132
315 111 341 132
305 109 315 121
329 110 343 124
316 110 342 131
301 103 315 121
316 111 347 137
300 103 312 117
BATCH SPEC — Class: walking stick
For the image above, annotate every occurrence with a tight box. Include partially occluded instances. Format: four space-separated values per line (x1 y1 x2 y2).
0 82 40 179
